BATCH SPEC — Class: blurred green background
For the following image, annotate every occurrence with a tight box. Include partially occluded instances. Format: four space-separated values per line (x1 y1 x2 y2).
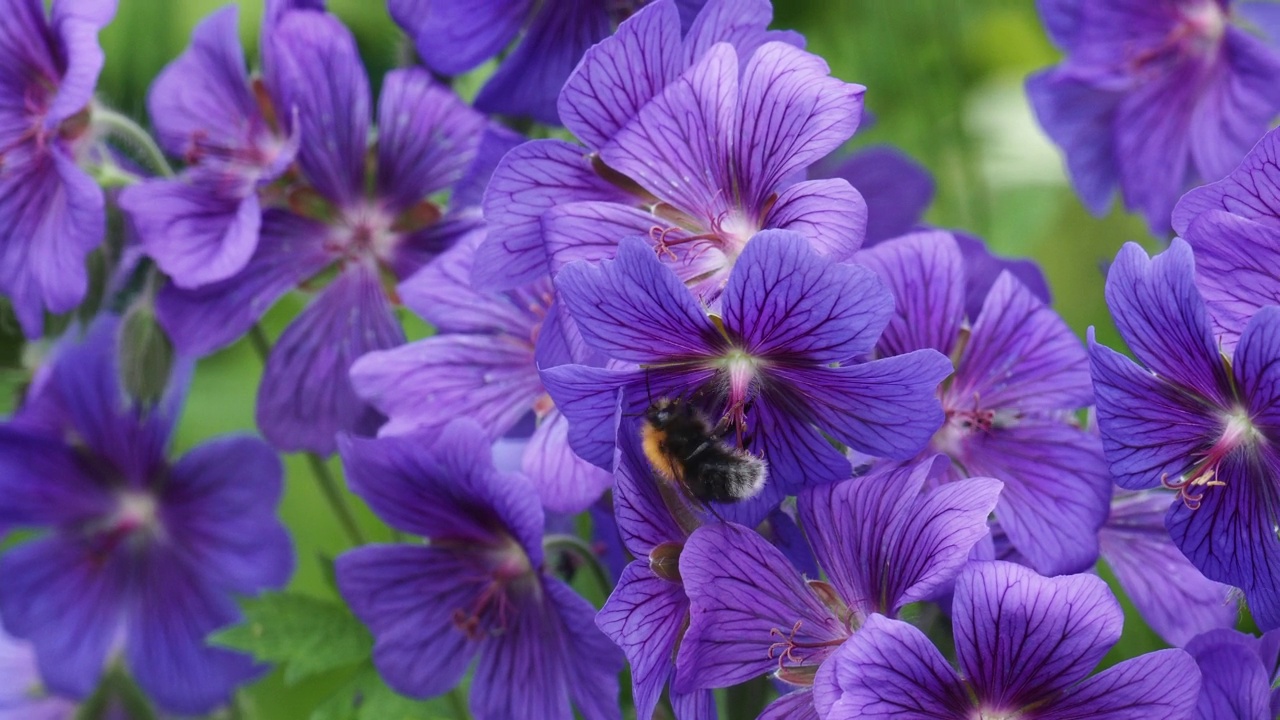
93 0 1168 717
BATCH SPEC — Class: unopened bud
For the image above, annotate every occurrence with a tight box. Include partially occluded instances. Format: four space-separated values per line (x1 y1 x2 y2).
118 304 174 406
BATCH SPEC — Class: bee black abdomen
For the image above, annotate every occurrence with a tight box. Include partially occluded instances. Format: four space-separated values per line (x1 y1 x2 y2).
683 447 767 503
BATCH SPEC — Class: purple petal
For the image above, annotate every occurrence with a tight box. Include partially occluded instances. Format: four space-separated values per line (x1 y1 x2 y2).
1111 61 1198 234
1237 305 1280 427
397 229 543 335
257 265 404 454
1104 240 1230 402
389 0 528 76
390 208 482 281
540 365 637 469
747 395 852 495
43 0 115 127
156 209 331 357
337 422 545 562
811 614 969 720
817 146 934 245
546 578 624 720
1089 338 1222 491
478 139 633 290
475 0 610 124
1186 629 1272 720
613 420 690 557
803 460 1001 615
124 546 261 714
857 230 966 357
1182 211 1280 354
676 523 845 692
1166 452 1280 631
0 627 77 719
1040 649 1200 720
336 545 481 698
555 236 724 363
733 41 864 212
1024 68 1119 216
0 536 127 700
681 0 791 68
558 0 682 148
0 150 103 337
1187 29 1280 182
1100 490 1237 647
542 201 655 276
0 426 112 527
954 232 1053 321
1172 125 1280 235
954 561 1121 708
375 67 485 209
350 334 538 438
162 436 293 594
522 409 613 514
120 180 261 289
759 690 818 720
762 178 867 261
599 43 734 221
1035 0 1082 49
596 562 688 720
770 351 951 460
954 271 1091 412
470 589 572 720
265 10 369 204
453 123 525 209
723 229 891 363
958 421 1109 575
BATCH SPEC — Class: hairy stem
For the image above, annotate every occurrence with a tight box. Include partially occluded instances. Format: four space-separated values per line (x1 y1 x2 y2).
90 105 175 179
542 532 611 595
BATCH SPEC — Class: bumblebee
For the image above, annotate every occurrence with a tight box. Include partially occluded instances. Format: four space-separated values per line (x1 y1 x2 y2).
640 397 767 504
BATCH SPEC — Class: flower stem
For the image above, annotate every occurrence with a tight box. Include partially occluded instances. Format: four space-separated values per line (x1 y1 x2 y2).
448 686 471 720
247 324 366 546
90 105 175 179
542 533 611 595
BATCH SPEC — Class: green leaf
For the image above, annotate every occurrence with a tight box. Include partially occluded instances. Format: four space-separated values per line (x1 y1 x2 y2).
310 666 451 720
210 593 373 685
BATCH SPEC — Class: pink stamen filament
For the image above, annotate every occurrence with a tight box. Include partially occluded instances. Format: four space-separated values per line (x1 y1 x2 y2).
766 620 847 676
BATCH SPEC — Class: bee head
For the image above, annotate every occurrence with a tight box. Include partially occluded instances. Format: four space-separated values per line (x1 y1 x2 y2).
645 397 681 427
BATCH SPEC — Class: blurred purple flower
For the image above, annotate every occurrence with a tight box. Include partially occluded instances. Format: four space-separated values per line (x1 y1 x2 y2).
595 421 717 720
813 561 1201 719
1090 239 1280 630
1028 0 1280 234
140 8 486 455
0 627 76 720
1099 488 1238 646
335 421 623 720
1172 126 1280 354
812 145 934 245
0 319 293 714
0 0 114 337
542 231 952 505
390 0 708 125
674 458 1000 719
350 232 612 514
1186 628 1278 719
119 6 298 289
858 230 1109 575
476 0 862 294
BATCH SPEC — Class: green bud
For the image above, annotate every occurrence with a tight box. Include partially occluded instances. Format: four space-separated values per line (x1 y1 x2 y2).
118 303 174 407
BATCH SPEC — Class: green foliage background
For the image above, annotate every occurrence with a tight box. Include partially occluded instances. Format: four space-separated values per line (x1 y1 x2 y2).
81 0 1194 716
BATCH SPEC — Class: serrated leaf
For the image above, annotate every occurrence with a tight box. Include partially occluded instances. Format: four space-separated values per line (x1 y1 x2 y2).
209 592 373 684
310 666 451 720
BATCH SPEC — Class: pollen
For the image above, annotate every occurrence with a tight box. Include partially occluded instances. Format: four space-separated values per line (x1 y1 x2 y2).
1162 408 1258 510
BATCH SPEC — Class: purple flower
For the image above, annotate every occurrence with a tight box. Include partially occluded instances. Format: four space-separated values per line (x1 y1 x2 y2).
0 319 293 714
143 7 486 455
350 232 612 513
1090 239 1280 630
542 230 952 504
1027 0 1280 234
813 561 1201 720
0 627 75 720
477 0 861 294
811 145 935 245
595 421 718 720
1099 488 1238 646
0 0 113 337
858 230 1110 575
335 421 623 720
390 0 707 125
118 6 298 288
1186 628 1278 719
674 457 1001 718
1171 125 1280 354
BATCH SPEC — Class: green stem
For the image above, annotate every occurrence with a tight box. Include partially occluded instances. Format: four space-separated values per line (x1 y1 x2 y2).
725 676 770 720
246 324 366 546
542 533 611 595
448 686 471 720
91 105 175 178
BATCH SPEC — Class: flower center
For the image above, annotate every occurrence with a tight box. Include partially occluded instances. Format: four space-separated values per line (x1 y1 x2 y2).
1180 1 1227 50
449 537 535 641
1162 406 1256 510
330 203 399 266
933 396 1021 457
88 490 163 561
972 708 1023 720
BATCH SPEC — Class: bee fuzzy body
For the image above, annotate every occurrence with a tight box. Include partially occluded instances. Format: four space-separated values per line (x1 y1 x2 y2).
641 398 767 504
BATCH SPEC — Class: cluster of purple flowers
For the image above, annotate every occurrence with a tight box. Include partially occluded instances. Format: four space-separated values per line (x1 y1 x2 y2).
2 0 1280 717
